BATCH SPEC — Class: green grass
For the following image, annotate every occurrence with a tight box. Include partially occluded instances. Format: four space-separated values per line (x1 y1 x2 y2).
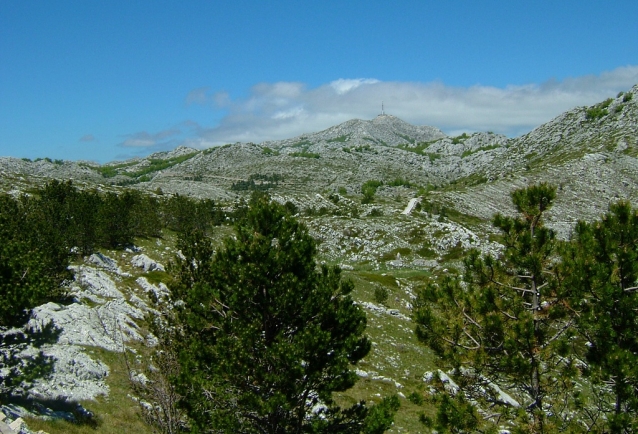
339 268 440 433
440 205 485 227
353 271 400 289
96 161 138 178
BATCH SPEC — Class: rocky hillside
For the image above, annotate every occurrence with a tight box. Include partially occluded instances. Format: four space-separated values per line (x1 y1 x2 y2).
2 86 637 237
1 85 638 433
2 85 636 214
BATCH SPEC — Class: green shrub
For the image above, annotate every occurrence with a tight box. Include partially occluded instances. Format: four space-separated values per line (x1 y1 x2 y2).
374 285 389 305
261 147 280 156
451 133 469 144
427 153 441 163
368 208 383 217
407 392 424 406
231 173 283 191
289 151 320 158
461 144 500 158
361 180 383 204
388 177 413 188
327 135 349 143
586 98 613 121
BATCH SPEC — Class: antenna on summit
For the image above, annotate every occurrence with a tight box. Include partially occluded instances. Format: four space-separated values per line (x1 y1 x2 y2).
381 102 385 115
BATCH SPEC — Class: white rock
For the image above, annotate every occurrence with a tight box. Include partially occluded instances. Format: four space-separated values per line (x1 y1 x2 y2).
86 252 129 276
136 277 170 301
70 266 125 300
131 254 165 272
29 299 144 352
20 344 110 401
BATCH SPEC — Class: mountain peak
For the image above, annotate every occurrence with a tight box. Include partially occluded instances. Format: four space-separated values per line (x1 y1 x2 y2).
276 115 446 148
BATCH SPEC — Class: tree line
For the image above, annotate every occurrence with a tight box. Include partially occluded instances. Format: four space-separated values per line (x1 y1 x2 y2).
0 180 226 399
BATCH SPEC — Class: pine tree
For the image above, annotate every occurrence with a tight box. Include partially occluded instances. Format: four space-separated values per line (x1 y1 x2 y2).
414 184 579 432
0 193 67 398
562 201 638 432
169 193 392 433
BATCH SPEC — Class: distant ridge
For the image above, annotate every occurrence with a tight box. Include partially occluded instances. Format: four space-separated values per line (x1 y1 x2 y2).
1 84 637 229
265 114 446 149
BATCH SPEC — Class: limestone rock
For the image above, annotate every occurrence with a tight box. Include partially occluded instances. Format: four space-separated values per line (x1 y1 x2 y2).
131 254 165 272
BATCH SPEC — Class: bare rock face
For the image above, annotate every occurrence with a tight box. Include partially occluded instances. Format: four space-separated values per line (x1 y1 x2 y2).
87 252 130 276
20 343 110 402
8 257 154 405
131 254 165 272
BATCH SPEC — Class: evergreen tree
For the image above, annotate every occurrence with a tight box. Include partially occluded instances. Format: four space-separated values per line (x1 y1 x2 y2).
562 201 638 432
68 188 102 256
169 194 392 433
414 184 579 432
0 194 66 398
97 191 136 248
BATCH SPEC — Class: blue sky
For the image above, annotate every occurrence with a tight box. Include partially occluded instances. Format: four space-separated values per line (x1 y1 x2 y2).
1 1 637 163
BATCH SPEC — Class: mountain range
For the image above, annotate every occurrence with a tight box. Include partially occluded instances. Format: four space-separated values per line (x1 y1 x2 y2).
2 84 637 239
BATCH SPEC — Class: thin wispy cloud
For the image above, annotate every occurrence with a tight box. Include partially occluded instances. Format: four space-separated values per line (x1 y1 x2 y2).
176 66 638 150
119 129 182 148
185 87 211 106
79 134 96 142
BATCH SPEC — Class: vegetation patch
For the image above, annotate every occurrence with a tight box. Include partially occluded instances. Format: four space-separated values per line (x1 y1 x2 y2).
261 146 280 156
586 98 613 120
460 144 500 158
355 271 400 288
397 140 437 156
451 132 469 144
231 173 284 191
380 247 412 261
361 179 384 204
95 153 198 179
387 177 414 188
327 134 350 143
289 151 320 158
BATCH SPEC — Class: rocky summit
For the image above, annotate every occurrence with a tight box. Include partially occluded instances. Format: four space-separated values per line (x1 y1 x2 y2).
1 85 638 433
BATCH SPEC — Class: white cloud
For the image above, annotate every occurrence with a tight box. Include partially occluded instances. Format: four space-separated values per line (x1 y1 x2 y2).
183 66 638 148
330 78 380 95
119 129 181 148
272 106 306 120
